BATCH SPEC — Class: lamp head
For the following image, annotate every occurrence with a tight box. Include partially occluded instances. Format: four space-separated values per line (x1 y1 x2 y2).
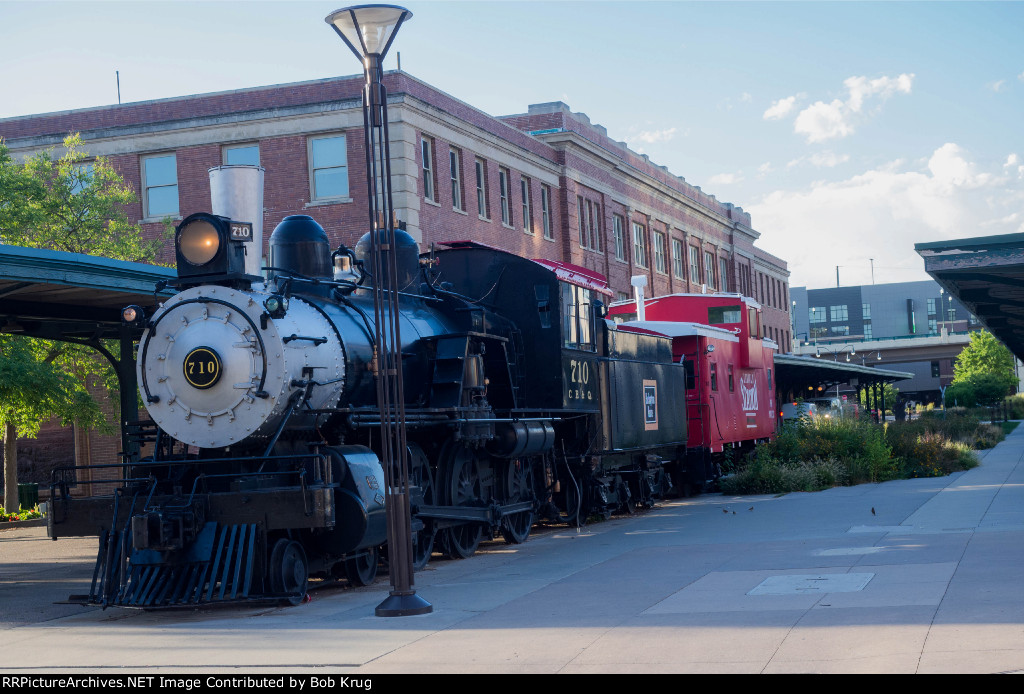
326 5 412 61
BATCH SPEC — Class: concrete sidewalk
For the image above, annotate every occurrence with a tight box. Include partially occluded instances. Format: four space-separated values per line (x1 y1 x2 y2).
3 426 1024 673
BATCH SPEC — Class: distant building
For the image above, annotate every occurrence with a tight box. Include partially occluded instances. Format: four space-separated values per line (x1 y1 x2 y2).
0 71 793 350
791 280 981 403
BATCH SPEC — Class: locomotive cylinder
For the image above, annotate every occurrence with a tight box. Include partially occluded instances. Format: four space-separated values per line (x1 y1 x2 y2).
487 421 556 458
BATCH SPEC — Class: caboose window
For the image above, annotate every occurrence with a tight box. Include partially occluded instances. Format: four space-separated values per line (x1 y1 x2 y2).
708 305 741 325
709 362 718 392
561 282 595 351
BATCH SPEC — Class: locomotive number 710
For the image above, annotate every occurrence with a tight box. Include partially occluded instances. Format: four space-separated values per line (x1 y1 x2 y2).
569 358 590 385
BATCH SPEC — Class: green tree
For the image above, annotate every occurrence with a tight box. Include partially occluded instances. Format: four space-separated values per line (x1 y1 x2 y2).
0 134 165 511
944 331 1018 411
859 382 900 415
1 134 165 259
952 330 1016 387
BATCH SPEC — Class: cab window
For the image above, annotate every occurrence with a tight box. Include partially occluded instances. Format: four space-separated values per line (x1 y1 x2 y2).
562 282 595 351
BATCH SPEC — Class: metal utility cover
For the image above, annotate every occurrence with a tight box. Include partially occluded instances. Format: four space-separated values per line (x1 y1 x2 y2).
748 573 875 595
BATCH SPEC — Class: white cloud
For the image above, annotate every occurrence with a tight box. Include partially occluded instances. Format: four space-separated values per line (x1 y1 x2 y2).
624 127 678 145
757 162 774 177
786 73 914 143
843 74 913 112
1005 153 1024 178
709 173 743 185
810 151 850 168
990 80 1007 92
749 143 1021 288
794 100 851 142
788 151 850 169
740 92 753 103
763 96 797 120
1018 71 1024 82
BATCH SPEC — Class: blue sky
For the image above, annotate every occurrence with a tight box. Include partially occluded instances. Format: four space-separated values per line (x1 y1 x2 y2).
2 1 1022 289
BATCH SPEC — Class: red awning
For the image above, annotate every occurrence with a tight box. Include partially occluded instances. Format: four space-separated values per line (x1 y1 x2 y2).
531 259 613 297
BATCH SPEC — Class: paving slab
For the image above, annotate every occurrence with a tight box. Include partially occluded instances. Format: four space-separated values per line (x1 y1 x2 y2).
4 424 1024 673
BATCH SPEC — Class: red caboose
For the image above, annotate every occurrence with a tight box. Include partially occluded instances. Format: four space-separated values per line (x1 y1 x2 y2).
609 293 777 485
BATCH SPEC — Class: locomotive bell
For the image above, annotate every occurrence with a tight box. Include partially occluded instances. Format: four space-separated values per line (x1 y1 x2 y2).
354 227 419 292
269 215 332 279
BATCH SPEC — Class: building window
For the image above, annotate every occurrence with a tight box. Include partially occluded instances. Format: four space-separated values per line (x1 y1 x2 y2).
421 137 436 202
223 143 259 166
141 152 179 218
862 303 871 320
450 147 463 211
613 215 626 261
653 231 666 274
520 177 533 234
830 325 850 335
927 298 937 316
928 318 938 335
616 291 630 302
541 185 553 239
689 246 700 283
931 361 941 378
632 222 647 268
719 257 729 291
577 197 587 247
475 158 489 218
830 305 849 321
672 239 684 278
309 134 349 200
863 323 873 340
70 161 94 195
587 201 601 251
704 250 715 289
499 167 512 225
809 307 826 323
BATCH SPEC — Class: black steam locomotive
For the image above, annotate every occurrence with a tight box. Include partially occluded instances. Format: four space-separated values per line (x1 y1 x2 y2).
49 211 702 607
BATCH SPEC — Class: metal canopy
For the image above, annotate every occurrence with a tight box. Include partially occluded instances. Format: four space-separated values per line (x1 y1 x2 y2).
0 244 176 461
916 233 1024 361
0 244 175 341
774 354 913 399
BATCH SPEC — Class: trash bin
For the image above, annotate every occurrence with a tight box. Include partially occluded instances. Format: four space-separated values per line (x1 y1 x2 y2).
18 483 38 510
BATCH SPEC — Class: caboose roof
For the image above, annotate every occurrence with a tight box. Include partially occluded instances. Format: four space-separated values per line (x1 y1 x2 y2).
609 292 762 311
617 320 740 342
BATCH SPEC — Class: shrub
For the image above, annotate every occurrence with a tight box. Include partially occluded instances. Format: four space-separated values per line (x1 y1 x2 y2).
722 411 989 495
0 505 42 522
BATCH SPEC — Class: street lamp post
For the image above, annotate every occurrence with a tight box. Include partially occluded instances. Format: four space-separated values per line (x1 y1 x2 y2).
325 4 431 617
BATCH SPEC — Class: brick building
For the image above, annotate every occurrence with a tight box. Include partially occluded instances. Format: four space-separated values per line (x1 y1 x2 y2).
0 71 793 351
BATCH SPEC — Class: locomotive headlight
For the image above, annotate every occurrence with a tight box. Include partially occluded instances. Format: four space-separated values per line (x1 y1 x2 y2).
178 218 222 266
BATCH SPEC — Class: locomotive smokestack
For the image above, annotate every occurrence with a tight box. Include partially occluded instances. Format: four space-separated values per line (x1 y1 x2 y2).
209 165 265 277
631 275 648 322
